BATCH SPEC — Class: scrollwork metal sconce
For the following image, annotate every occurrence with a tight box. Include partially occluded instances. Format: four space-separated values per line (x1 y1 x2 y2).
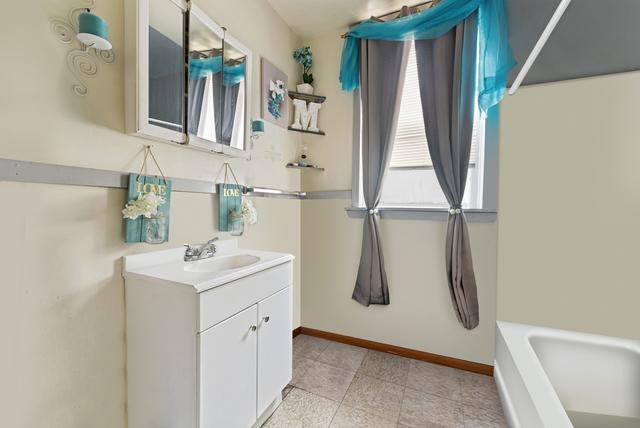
50 0 115 96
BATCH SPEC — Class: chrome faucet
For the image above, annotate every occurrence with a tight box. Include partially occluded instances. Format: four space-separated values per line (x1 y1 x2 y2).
184 237 219 262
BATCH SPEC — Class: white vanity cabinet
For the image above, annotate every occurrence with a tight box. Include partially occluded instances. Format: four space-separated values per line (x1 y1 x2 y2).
199 287 293 428
199 304 258 428
257 287 293 415
123 244 294 428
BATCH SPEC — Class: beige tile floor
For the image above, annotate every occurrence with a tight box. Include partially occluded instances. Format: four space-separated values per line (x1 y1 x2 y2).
263 334 507 428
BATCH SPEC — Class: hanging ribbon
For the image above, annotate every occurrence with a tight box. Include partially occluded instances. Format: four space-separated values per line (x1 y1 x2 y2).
136 145 168 186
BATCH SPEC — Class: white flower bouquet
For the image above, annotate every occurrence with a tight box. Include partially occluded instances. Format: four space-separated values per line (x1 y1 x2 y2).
240 199 258 225
122 192 166 220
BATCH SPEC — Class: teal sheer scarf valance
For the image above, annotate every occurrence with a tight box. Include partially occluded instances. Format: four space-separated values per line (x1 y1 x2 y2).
189 56 246 86
339 0 515 114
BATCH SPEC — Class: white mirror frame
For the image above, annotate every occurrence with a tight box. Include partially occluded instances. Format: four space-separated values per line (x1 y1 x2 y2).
125 0 252 159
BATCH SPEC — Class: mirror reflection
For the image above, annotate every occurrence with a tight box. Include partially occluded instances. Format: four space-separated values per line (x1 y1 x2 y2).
222 40 247 150
188 14 223 143
148 0 184 132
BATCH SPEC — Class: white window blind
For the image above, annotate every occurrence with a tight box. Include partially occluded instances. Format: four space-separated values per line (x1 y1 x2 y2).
389 43 480 169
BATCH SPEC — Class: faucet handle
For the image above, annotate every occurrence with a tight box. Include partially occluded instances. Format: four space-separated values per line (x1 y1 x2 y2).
206 237 220 244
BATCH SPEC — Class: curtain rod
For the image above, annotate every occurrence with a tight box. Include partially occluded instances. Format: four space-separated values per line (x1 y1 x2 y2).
190 50 246 65
340 0 438 38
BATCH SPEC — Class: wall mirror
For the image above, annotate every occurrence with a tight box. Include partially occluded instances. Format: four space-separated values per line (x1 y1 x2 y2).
126 0 252 158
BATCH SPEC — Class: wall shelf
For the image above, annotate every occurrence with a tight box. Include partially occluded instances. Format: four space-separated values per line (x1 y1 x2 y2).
287 91 326 104
286 163 324 171
287 126 325 136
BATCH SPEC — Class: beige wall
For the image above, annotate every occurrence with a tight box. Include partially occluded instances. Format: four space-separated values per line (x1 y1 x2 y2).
299 31 499 365
1 0 300 186
0 182 300 427
497 71 640 340
0 0 301 427
302 199 499 364
6 0 638 425
299 30 355 192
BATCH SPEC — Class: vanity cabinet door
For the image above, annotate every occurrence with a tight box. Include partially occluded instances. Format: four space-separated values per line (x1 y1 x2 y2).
257 286 292 415
199 304 257 428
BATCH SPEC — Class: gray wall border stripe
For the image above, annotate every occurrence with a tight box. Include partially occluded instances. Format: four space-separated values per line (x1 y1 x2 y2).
305 190 352 199
0 159 497 221
0 158 216 194
0 158 347 200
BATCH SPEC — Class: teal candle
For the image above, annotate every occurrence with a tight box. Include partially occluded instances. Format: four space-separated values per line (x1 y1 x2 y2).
251 119 265 134
77 12 112 50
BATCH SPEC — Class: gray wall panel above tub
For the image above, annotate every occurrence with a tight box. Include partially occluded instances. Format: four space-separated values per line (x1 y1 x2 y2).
507 0 640 86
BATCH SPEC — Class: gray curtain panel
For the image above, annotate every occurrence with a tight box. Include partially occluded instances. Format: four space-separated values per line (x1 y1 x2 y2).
414 13 480 329
188 68 224 141
220 83 240 144
352 38 409 306
187 77 207 135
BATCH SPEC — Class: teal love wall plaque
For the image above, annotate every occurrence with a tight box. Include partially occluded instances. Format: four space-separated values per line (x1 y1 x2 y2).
217 183 243 232
124 173 172 243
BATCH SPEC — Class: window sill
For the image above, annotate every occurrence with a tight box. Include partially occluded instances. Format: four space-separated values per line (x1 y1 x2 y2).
345 206 497 222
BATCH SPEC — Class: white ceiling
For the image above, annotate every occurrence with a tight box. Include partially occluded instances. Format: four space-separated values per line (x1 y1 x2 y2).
266 0 413 39
269 0 640 85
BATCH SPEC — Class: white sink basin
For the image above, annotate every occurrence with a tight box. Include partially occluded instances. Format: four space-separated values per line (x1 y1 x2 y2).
184 254 260 273
123 240 294 292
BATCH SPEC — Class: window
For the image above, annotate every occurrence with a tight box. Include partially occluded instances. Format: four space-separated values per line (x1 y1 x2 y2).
356 42 493 211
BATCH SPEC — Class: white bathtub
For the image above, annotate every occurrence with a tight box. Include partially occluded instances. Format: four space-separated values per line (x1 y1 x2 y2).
494 321 640 428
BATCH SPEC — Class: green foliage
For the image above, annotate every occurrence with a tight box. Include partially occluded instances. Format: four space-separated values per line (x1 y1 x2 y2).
303 72 314 85
293 46 314 84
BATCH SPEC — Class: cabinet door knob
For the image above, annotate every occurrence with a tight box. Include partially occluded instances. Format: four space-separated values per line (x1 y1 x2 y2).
263 316 270 323
249 325 257 332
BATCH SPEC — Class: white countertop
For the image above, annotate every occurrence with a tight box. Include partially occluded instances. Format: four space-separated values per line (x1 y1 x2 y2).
122 239 294 293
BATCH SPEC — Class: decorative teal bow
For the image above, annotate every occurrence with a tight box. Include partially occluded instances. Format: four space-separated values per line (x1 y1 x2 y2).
339 0 515 114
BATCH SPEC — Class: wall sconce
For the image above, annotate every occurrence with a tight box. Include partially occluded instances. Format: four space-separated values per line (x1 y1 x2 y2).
77 10 112 51
251 119 265 140
50 1 115 96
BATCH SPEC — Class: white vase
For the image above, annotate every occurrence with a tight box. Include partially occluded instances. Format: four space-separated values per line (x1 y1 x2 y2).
296 83 314 95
